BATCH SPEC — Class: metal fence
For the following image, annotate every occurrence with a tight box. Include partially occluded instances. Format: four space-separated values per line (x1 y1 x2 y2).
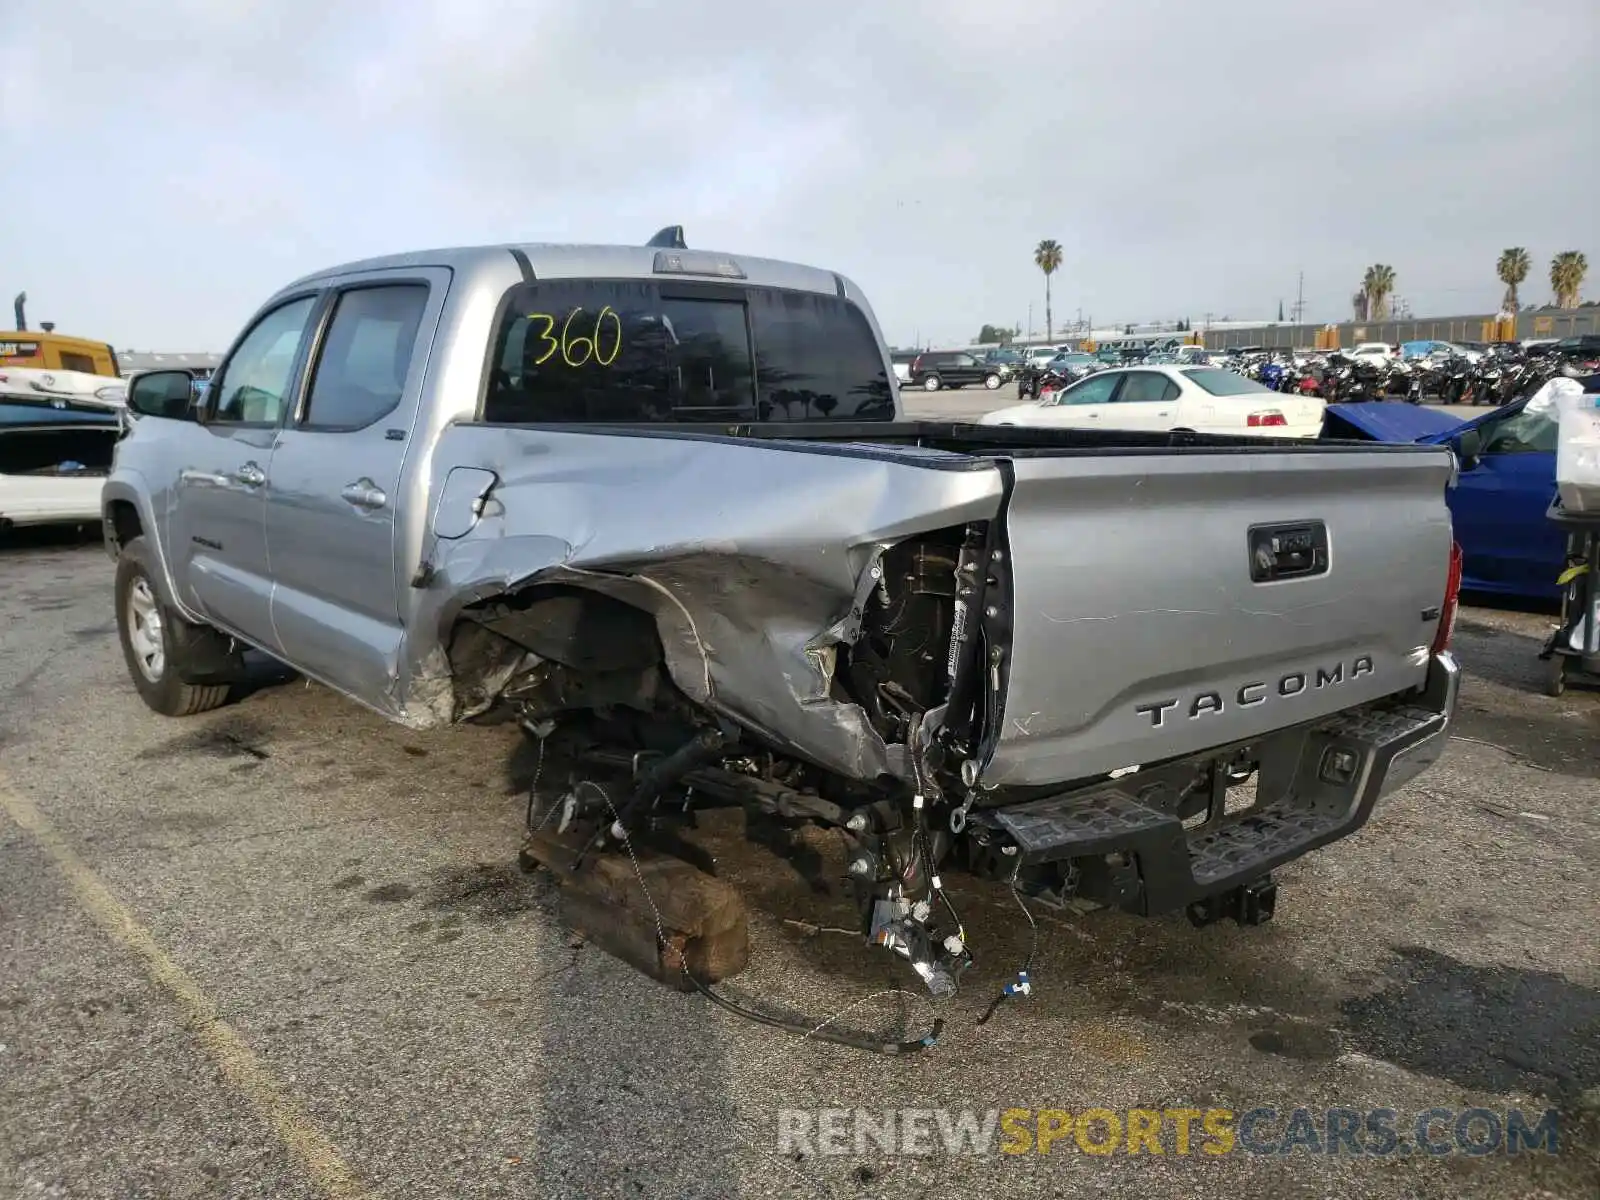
1201 308 1600 351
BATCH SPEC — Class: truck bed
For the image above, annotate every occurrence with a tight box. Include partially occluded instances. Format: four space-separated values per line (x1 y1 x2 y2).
427 419 1456 792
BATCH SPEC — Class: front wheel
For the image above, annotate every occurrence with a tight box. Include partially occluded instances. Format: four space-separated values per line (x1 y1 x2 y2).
983 373 1002 390
1542 654 1567 698
115 538 232 717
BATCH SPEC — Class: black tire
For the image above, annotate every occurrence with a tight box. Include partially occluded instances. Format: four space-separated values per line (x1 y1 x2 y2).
115 537 231 717
1542 654 1566 699
983 373 1002 390
922 375 942 392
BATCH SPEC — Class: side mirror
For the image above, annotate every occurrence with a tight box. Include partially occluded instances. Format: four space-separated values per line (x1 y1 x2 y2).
127 370 197 420
1454 427 1483 470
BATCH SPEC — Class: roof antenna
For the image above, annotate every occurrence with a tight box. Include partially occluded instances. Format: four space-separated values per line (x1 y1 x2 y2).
646 226 687 249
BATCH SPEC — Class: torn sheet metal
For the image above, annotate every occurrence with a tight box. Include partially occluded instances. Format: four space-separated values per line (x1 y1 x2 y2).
403 425 1005 782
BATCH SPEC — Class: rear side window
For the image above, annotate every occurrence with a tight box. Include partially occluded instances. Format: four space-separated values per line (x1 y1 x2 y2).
1116 372 1174 403
483 280 892 423
1183 368 1275 396
303 285 430 430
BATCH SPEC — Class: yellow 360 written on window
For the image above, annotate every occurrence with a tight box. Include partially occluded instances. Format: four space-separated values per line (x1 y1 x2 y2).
525 307 624 367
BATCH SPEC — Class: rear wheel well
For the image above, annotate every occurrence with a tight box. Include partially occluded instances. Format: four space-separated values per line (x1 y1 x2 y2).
446 583 671 722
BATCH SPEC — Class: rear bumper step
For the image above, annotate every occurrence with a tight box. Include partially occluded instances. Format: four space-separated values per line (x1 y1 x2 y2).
983 652 1459 915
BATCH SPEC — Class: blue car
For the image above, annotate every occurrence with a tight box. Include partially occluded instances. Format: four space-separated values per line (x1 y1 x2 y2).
1323 398 1565 600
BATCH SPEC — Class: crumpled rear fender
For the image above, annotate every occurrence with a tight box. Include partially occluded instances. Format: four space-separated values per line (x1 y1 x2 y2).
401 426 1005 780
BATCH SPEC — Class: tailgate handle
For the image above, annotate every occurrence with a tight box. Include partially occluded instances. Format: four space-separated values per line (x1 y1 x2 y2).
1248 521 1328 583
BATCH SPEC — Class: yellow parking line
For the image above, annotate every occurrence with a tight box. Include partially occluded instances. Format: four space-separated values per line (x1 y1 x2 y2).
0 777 375 1200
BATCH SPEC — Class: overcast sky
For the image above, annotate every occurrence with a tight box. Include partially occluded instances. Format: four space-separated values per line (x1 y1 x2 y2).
3 0 1596 351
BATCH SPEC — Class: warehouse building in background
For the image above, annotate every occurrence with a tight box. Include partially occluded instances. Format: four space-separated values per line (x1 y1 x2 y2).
116 350 222 380
1202 306 1600 352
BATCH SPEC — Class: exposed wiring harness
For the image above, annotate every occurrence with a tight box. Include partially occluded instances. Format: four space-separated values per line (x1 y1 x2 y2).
906 721 970 956
976 871 1038 1026
686 972 945 1055
588 783 946 1055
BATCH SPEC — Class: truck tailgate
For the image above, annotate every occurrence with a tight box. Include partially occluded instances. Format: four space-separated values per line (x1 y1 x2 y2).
982 446 1456 788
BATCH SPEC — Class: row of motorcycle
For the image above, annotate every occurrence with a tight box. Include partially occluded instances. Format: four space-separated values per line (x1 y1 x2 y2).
1234 349 1567 406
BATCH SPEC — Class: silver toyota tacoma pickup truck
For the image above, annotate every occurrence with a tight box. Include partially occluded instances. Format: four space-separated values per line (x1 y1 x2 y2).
105 229 1463 997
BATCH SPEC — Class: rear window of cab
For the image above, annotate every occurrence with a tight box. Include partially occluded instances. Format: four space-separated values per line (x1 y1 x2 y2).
482 280 894 423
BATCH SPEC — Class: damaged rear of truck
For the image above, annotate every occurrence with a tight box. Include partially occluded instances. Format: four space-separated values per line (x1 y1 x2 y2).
107 238 1463 1003
427 424 1461 995
411 250 1462 996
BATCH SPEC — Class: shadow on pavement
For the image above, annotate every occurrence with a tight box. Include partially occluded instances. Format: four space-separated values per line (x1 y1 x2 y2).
502 734 745 1198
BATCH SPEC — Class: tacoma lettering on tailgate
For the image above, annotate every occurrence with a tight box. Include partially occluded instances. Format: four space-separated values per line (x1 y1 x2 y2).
1135 655 1375 727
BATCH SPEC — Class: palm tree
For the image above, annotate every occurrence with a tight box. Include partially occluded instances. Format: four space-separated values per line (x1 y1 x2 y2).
1362 264 1396 321
1551 250 1588 309
1034 240 1063 342
1496 247 1530 312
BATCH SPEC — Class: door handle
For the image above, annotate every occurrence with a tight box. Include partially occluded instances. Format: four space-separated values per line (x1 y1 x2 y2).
179 468 231 488
341 479 388 510
233 462 267 487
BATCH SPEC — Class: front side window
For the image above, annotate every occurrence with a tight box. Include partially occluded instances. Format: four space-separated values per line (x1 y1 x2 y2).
484 280 891 423
209 296 318 425
1482 407 1558 455
302 285 429 430
1057 373 1121 405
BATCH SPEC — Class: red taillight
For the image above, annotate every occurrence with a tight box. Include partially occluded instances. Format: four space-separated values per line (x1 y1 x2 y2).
1247 410 1287 427
1432 540 1464 654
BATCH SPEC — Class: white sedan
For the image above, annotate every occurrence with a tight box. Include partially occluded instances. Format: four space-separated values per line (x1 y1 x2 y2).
1 368 125 529
976 365 1326 438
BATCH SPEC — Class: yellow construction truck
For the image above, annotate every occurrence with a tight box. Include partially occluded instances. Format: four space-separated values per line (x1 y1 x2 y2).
1 293 120 376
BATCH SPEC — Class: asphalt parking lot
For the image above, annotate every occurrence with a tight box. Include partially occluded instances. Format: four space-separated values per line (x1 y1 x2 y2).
2 417 1597 1198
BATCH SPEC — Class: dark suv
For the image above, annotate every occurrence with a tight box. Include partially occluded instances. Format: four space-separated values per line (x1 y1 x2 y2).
907 351 1005 391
